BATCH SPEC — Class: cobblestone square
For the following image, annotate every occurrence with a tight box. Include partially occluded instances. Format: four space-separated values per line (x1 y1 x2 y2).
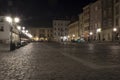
0 42 120 80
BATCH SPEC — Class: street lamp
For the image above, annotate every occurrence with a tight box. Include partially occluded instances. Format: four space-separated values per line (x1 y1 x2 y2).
22 30 25 33
17 26 21 30
89 32 93 41
90 32 93 36
22 27 25 30
67 36 70 41
113 28 117 41
6 17 20 23
68 36 70 38
14 17 20 23
72 34 75 40
5 16 12 23
73 34 75 37
113 28 117 32
96 28 101 41
25 30 28 33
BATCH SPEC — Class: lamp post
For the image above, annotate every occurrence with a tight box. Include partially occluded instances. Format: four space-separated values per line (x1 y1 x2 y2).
97 28 101 41
72 34 75 40
73 34 75 37
67 36 70 41
113 28 117 41
89 32 93 41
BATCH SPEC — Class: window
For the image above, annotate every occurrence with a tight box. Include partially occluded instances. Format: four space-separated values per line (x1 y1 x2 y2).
65 33 67 35
58 33 60 36
39 34 45 37
0 26 4 31
61 28 63 31
103 10 107 17
42 30 45 33
84 26 89 31
65 28 67 30
115 6 119 15
54 32 56 35
48 34 49 37
115 18 119 26
51 34 52 37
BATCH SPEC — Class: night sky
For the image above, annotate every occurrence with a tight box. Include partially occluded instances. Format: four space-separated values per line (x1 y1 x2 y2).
0 0 96 27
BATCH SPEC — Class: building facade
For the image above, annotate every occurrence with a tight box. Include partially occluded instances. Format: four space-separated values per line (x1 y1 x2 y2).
53 20 70 42
0 16 11 43
90 0 102 40
0 16 20 50
114 0 120 41
78 0 115 42
29 27 53 41
68 21 79 41
78 13 84 38
83 5 90 41
101 0 114 41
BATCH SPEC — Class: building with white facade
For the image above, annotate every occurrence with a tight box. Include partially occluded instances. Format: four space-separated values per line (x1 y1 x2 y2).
53 20 70 42
0 16 20 51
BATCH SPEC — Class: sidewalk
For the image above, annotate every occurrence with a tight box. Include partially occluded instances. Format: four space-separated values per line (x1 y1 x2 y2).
0 44 10 52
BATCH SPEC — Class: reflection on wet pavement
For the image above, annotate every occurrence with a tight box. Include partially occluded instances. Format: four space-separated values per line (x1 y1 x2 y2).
61 43 120 66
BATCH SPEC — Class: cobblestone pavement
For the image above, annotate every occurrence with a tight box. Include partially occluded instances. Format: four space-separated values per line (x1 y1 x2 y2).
0 42 120 80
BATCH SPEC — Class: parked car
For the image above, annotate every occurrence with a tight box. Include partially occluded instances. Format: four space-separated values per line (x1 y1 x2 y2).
21 41 28 46
76 38 85 43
